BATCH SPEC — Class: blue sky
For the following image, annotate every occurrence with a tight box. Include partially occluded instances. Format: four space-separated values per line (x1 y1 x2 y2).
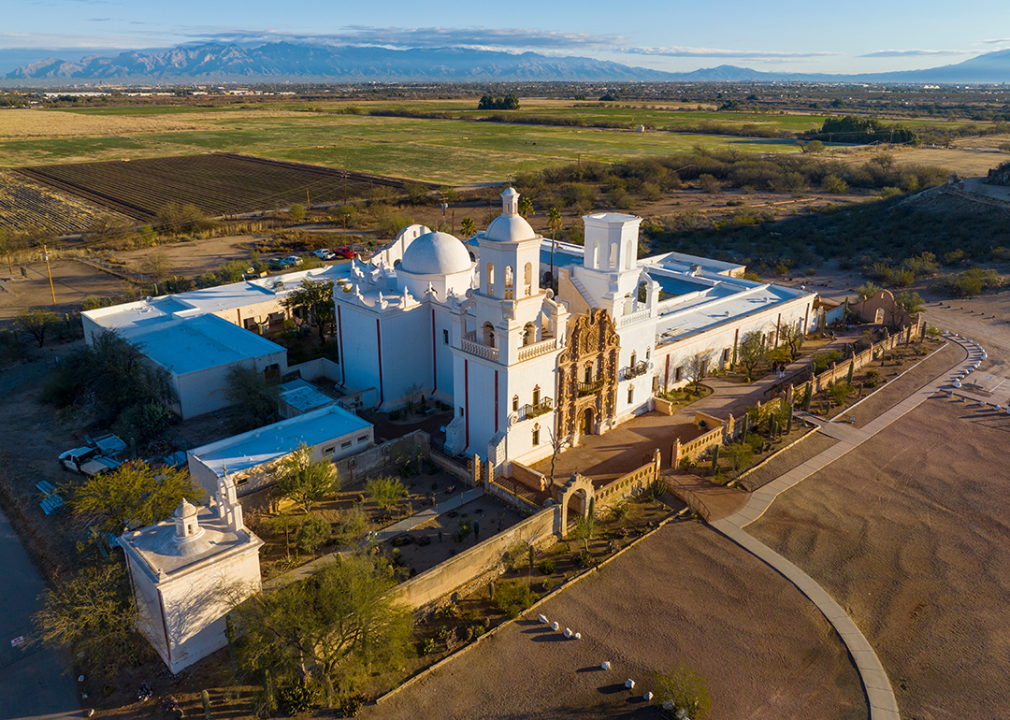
5 0 1009 74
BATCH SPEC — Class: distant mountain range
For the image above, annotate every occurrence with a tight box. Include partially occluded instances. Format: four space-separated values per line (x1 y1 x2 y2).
4 42 1010 84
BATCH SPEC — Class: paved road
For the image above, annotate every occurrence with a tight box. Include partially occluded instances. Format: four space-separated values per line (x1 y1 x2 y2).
0 507 80 720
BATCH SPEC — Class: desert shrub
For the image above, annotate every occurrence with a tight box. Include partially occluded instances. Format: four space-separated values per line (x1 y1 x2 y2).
654 664 712 719
829 383 854 407
494 580 539 619
297 515 332 555
944 267 1002 297
421 637 439 655
537 559 555 576
503 541 530 573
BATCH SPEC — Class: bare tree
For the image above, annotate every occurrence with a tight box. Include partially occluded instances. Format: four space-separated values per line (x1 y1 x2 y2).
737 331 767 379
778 323 804 361
547 427 569 488
687 351 713 392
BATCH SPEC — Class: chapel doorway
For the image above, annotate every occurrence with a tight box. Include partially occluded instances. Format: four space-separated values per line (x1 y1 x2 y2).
580 407 594 435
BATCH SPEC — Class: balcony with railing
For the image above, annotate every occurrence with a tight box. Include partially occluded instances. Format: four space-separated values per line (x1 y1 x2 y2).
518 335 560 362
578 378 605 396
521 397 553 420
461 330 499 362
616 307 651 329
624 361 648 379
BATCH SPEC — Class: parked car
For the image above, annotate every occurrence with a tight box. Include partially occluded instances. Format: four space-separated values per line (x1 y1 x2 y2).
283 255 304 267
268 257 290 270
313 248 336 261
59 434 127 476
332 247 355 259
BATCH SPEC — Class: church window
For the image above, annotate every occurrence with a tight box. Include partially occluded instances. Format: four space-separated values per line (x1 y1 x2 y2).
443 329 449 345
483 322 495 348
486 262 495 293
513 395 519 412
628 386 634 404
609 243 618 270
630 351 637 367
533 385 540 405
532 423 540 446
505 266 514 286
524 262 532 295
646 347 651 360
459 406 465 417
584 364 593 383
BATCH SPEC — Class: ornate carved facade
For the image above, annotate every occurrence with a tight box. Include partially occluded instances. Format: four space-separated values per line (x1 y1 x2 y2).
555 309 620 441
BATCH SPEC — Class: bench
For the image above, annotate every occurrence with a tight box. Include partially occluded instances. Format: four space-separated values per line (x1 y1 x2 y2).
35 481 57 496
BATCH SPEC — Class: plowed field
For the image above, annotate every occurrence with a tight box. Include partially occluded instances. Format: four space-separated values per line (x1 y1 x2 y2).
0 171 128 235
15 152 414 221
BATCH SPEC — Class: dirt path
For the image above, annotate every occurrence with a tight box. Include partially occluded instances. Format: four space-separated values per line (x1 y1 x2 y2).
366 521 865 720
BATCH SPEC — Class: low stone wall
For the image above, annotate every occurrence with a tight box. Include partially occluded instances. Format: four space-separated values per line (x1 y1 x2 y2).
595 460 658 508
336 430 429 486
487 480 542 514
429 449 474 485
394 507 557 612
653 397 676 416
509 461 547 492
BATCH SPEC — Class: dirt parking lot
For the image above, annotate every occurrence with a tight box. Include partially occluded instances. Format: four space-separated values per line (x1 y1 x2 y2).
365 521 865 720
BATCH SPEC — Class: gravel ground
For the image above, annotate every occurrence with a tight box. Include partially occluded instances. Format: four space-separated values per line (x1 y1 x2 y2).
749 397 1010 717
365 521 865 720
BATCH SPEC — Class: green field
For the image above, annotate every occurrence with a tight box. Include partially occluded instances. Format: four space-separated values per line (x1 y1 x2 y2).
53 105 243 115
133 115 798 183
0 136 179 165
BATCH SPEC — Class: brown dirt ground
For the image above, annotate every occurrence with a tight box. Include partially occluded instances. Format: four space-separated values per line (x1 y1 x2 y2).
748 396 1010 718
738 430 838 492
364 521 866 720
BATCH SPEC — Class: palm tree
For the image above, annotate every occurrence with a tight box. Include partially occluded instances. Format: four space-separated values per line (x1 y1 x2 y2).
547 207 562 286
518 196 534 219
460 216 476 238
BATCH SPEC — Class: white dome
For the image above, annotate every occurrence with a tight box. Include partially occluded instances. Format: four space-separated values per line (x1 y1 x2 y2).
400 231 472 276
485 214 537 243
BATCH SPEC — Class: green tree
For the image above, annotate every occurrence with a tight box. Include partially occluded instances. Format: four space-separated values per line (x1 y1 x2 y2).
297 515 332 556
275 443 341 514
154 202 215 235
724 442 755 477
569 498 596 552
547 207 563 238
280 278 335 344
41 330 176 435
69 462 200 534
460 216 476 238
654 663 712 719
737 330 767 379
142 249 172 282
895 290 924 315
234 554 414 707
289 204 306 222
32 561 140 674
856 282 881 300
518 195 534 219
225 363 280 432
365 476 408 517
14 308 60 348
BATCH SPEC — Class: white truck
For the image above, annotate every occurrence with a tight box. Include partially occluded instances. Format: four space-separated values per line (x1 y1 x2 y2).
58 434 127 477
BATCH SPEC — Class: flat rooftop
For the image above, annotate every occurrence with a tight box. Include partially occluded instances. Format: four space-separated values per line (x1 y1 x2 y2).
132 314 284 375
189 404 372 479
84 264 351 335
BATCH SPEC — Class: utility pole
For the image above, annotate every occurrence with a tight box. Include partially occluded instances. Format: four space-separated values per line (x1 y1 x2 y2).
306 188 310 211
43 244 56 305
344 170 348 205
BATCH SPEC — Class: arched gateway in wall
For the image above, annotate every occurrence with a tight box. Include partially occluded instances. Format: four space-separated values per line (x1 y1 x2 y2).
556 472 596 537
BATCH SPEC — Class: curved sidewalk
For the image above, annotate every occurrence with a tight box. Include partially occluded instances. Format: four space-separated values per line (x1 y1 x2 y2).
711 334 979 720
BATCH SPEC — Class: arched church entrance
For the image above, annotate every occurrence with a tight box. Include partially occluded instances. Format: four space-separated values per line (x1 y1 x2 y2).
580 407 594 435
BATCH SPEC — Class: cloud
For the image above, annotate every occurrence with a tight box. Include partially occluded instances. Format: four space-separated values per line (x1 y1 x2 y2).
88 18 111 22
622 46 839 58
859 49 971 57
980 38 1010 44
186 26 624 52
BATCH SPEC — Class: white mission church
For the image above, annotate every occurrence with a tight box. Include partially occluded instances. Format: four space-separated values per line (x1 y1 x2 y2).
333 188 815 474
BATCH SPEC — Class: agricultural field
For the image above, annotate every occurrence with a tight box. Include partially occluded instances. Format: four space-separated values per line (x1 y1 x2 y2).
0 171 128 235
16 153 410 221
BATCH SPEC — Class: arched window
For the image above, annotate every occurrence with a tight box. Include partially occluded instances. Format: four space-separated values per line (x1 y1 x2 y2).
609 243 618 270
630 351 637 367
483 322 495 348
524 262 533 295
504 266 514 299
512 395 519 412
532 423 540 446
646 347 651 360
532 385 540 405
584 364 593 383
486 262 495 293
627 385 634 404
